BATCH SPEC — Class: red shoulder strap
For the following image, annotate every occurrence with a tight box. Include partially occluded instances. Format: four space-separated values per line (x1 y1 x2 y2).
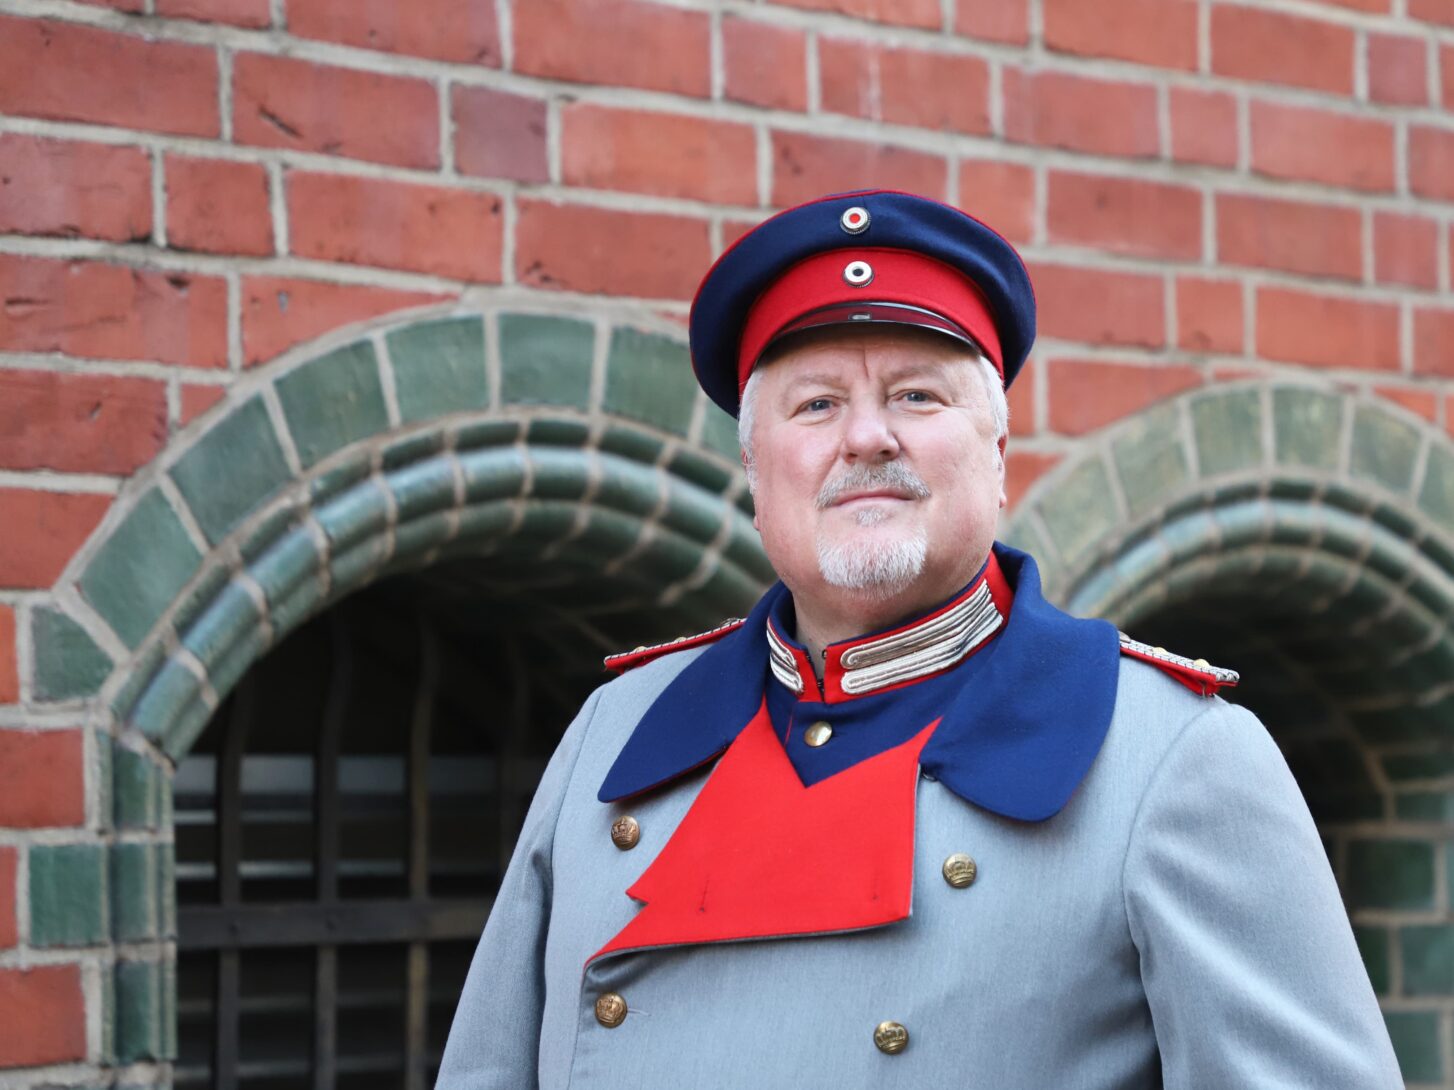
604 618 748 675
1117 632 1239 697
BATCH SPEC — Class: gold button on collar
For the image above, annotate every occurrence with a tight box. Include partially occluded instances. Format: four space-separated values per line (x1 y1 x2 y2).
942 853 977 888
610 815 640 850
804 721 833 747
595 992 628 1028
874 1021 909 1054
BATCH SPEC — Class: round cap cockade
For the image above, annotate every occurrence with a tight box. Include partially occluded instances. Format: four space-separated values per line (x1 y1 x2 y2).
687 189 1038 419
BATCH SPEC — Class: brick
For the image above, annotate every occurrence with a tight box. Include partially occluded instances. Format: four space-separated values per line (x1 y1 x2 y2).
0 847 14 947
0 254 227 367
1375 385 1439 423
289 0 500 64
1044 0 1198 70
1250 102 1394 193
1169 88 1238 169
0 16 218 136
1030 263 1165 348
242 277 448 366
1177 277 1243 355
232 53 438 169
1047 359 1202 435
1443 46 1454 110
1005 451 1061 507
1257 287 1400 372
166 155 272 256
286 173 502 282
1308 0 1387 10
80 0 144 10
1007 356 1037 435
1413 308 1454 377
562 105 758 204
1003 69 1159 159
514 0 710 97
0 605 15 703
1411 0 1454 24
516 200 711 301
1047 172 1201 261
180 384 227 425
955 0 1029 44
724 17 807 110
453 86 548 184
1217 194 1362 282
0 966 85 1066
772 131 948 207
0 729 85 826
1409 126 1454 202
155 0 270 25
1368 33 1429 106
0 135 151 242
0 370 166 474
0 489 111 588
773 0 940 28
819 39 990 134
957 160 1035 244
1373 212 1439 290
1210 6 1354 94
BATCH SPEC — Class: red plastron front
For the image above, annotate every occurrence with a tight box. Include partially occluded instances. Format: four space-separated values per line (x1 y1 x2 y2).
592 702 937 962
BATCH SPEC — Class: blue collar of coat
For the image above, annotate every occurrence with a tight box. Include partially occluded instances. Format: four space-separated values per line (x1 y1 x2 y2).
597 544 1121 822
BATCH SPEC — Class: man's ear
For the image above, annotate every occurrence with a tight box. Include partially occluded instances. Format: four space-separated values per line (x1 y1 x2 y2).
997 435 1009 509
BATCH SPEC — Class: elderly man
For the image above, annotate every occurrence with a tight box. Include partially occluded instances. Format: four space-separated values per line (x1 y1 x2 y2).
437 191 1401 1087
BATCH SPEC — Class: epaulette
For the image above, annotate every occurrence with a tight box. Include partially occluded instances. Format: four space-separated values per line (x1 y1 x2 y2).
1117 632 1239 697
604 618 747 675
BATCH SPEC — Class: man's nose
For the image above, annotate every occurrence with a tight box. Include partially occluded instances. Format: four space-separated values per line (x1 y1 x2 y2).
840 400 900 462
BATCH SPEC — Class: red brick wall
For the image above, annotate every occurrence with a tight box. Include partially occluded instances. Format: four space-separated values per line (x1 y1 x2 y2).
2 0 1452 1076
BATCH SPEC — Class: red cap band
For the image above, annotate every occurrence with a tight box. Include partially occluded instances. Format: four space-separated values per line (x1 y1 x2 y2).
737 247 1005 395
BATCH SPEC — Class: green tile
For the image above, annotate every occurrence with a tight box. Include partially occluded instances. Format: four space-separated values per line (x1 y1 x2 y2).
110 843 162 943
315 480 390 554
179 580 263 670
169 396 292 545
1384 1010 1443 1083
115 959 167 1062
1383 751 1454 781
32 606 114 701
130 656 204 754
458 447 527 504
599 423 665 466
79 490 202 648
1190 389 1263 477
275 341 389 468
1400 925 1454 996
387 457 457 521
661 483 732 544
669 448 736 496
1345 839 1436 910
1417 444 1454 526
249 527 326 609
1036 457 1118 566
1273 387 1344 470
1353 926 1391 996
29 843 107 947
526 417 591 449
1395 791 1454 823
113 744 163 830
386 315 489 423
454 417 520 452
698 401 740 461
604 327 697 436
528 448 592 501
1350 405 1421 495
499 313 595 410
1112 404 1189 518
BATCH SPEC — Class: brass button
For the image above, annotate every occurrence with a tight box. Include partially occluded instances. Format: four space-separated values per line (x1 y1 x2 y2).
942 853 977 889
610 815 640 850
804 721 833 747
874 1020 908 1054
595 992 627 1028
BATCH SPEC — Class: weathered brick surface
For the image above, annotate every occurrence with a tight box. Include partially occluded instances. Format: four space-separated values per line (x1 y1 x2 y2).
1031 263 1165 348
772 132 948 206
1210 6 1355 94
453 87 549 183
514 0 710 97
724 17 808 111
232 54 439 169
1177 277 1244 355
288 0 501 64
1413 308 1454 376
1250 102 1395 193
957 161 1035 244
242 277 449 366
1005 451 1061 507
155 0 270 25
0 847 15 948
0 729 85 827
1368 33 1430 107
1047 172 1202 261
0 489 111 588
166 156 273 256
0 16 219 135
0 966 85 1067
516 201 710 300
1376 385 1439 422
1043 0 1198 70
954 0 1029 43
774 0 940 28
1217 195 1363 282
286 173 503 282
1003 69 1160 159
1047 359 1203 435
561 106 759 204
1409 126 1454 201
1374 213 1440 291
0 605 16 704
819 39 991 134
180 383 228 425
1257 287 1401 371
0 255 227 367
0 370 167 473
1169 88 1239 169
1411 0 1454 23
0 135 152 242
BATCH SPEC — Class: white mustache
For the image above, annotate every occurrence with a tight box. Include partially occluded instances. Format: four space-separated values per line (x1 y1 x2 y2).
816 463 932 509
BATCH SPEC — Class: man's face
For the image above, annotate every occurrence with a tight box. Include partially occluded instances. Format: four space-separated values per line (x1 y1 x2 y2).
745 325 1007 604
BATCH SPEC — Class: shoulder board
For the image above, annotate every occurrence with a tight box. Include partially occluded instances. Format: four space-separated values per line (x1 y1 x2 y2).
604 618 747 675
1117 632 1239 697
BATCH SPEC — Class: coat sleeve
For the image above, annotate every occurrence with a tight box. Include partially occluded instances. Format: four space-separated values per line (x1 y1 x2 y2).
1123 700 1403 1088
434 687 601 1089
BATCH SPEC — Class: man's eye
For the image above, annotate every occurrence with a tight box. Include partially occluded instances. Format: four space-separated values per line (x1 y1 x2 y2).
803 398 833 413
901 390 933 403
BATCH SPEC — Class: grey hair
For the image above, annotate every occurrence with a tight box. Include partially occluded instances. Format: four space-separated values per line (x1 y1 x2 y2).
738 351 1010 484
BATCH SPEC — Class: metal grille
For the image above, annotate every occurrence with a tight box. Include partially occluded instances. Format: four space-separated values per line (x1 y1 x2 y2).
174 590 568 1089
